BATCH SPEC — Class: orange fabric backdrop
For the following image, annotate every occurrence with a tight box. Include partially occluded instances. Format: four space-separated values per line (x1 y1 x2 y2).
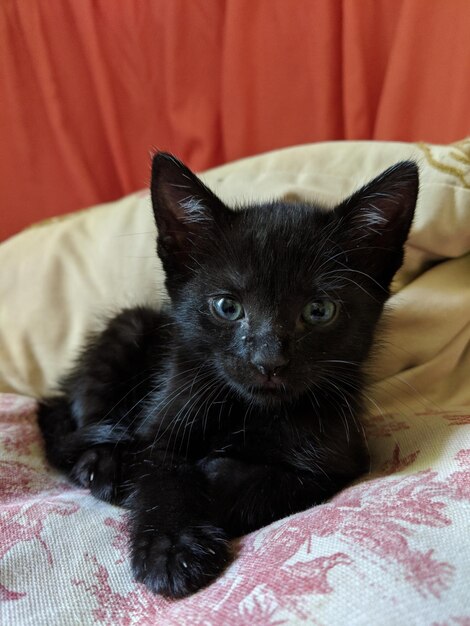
1 0 470 240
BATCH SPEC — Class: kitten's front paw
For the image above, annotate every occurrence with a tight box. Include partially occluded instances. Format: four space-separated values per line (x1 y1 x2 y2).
131 524 231 597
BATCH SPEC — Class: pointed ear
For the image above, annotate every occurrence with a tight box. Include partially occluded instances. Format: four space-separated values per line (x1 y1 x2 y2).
334 161 419 288
150 152 230 282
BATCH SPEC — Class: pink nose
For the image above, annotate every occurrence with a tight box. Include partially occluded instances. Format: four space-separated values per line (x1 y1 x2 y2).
250 355 290 378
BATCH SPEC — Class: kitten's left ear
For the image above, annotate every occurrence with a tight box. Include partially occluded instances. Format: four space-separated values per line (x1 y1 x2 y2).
334 160 419 286
150 152 231 284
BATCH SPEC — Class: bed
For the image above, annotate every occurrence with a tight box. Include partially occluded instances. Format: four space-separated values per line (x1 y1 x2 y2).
1 139 469 624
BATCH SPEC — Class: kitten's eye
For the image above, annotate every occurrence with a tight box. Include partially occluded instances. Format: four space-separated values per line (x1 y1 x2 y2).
301 299 337 325
211 297 244 321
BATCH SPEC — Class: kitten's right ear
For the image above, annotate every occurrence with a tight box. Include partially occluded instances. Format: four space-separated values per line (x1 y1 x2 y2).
150 152 230 280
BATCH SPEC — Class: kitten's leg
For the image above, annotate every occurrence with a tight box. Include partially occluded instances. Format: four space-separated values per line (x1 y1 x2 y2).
38 398 130 503
200 455 367 537
127 453 230 598
126 454 354 597
38 306 170 503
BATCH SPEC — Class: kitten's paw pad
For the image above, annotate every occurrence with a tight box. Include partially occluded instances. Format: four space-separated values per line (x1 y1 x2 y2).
131 525 230 597
71 447 117 503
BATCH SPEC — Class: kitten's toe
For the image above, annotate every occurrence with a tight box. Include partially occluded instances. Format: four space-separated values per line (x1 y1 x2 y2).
131 525 231 597
71 446 118 503
71 449 98 488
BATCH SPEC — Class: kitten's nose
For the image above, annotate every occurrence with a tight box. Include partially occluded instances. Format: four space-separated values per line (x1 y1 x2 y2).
251 354 290 378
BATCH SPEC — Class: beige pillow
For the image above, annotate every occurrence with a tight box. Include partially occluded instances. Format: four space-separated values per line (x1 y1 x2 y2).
1 140 469 403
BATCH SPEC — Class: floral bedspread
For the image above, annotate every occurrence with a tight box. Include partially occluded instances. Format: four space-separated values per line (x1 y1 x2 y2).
1 393 469 626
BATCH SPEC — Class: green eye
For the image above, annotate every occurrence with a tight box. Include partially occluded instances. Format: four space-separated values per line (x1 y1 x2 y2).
301 299 337 325
211 297 244 321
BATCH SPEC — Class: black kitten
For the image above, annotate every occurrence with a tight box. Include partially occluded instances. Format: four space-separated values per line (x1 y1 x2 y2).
38 153 418 598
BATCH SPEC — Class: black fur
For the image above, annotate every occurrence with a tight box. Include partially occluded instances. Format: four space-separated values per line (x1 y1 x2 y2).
38 153 419 597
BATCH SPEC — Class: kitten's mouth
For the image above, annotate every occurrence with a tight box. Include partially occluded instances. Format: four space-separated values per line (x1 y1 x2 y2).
257 379 282 390
227 376 295 405
249 379 291 398
219 361 294 402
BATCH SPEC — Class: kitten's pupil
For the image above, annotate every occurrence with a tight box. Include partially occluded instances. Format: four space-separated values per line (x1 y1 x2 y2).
212 297 244 321
301 299 337 325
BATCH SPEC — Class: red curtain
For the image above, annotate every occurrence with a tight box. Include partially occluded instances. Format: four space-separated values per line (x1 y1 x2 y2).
1 0 469 239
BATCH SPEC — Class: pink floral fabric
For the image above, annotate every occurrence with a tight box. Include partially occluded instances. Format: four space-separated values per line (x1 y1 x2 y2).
1 393 469 625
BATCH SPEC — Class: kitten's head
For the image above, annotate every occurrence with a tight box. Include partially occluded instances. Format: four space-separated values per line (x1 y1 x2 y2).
150 153 418 406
